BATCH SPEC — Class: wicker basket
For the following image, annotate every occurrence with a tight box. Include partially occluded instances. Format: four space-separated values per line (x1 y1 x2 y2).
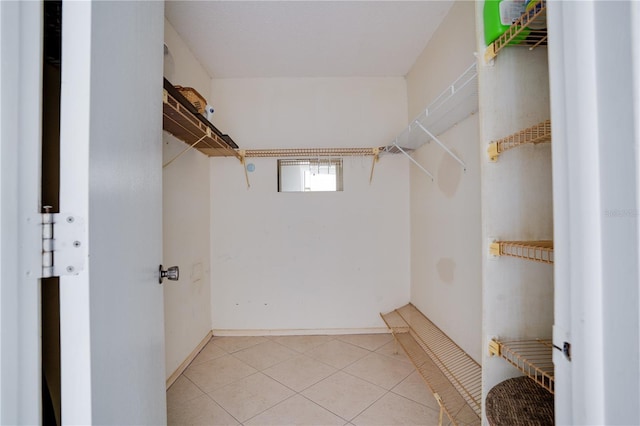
174 86 207 114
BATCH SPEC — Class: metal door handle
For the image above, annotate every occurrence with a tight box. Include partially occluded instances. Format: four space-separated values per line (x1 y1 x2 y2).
159 265 179 284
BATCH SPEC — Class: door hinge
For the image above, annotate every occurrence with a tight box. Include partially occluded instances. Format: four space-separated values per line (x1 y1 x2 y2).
41 209 86 278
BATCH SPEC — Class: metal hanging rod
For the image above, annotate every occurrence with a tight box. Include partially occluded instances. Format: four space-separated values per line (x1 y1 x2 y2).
244 148 376 158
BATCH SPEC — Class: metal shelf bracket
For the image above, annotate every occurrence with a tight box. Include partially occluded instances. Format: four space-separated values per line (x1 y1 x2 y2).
393 140 434 181
239 150 250 189
369 147 380 184
415 121 467 171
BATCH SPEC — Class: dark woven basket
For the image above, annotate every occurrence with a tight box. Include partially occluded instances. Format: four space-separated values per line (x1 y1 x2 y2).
486 376 554 425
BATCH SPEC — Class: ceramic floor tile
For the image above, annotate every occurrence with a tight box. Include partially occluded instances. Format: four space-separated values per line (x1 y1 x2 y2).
273 334 335 353
184 354 257 393
190 340 228 366
336 333 393 351
167 394 240 426
245 394 346 426
263 354 337 392
301 371 386 421
344 352 415 390
351 392 440 426
304 339 370 369
391 371 440 411
375 340 411 363
211 336 268 353
209 372 295 422
166 375 204 412
232 340 297 371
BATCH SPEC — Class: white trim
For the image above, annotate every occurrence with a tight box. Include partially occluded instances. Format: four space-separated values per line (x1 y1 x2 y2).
211 327 390 337
549 1 640 424
59 2 93 423
166 331 212 390
0 1 43 423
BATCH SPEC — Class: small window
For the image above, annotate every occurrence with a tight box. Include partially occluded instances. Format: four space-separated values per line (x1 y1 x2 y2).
278 159 343 192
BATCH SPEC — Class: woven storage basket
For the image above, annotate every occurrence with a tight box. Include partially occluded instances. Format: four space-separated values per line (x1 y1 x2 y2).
486 377 554 425
174 86 207 114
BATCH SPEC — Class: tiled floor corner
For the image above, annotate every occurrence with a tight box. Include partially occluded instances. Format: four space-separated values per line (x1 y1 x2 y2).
167 334 443 425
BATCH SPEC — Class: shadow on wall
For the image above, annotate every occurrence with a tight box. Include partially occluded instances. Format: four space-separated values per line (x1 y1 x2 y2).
437 258 456 284
437 147 463 198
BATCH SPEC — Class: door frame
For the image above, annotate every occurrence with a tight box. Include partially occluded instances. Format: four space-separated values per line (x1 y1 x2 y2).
548 1 640 424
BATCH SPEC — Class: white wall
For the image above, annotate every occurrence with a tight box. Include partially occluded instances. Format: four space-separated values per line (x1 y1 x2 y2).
163 19 213 379
405 0 483 362
209 77 410 332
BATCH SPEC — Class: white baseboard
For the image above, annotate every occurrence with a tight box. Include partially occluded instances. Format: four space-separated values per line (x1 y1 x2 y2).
166 327 391 389
210 327 390 337
166 330 212 390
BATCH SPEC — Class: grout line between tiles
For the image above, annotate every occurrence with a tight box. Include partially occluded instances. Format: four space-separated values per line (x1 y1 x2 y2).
346 389 391 424
169 335 429 426
387 388 443 415
298 392 352 424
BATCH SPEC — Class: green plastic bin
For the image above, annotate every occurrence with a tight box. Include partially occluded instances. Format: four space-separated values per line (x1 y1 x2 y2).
483 0 531 45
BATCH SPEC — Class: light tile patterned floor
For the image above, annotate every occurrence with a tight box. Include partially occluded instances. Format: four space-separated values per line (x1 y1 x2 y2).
167 334 445 425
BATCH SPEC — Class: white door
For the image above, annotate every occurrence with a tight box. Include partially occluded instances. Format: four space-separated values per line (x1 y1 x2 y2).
58 1 166 424
548 2 640 425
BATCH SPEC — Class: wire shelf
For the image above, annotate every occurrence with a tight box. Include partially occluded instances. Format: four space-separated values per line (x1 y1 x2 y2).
162 89 240 159
488 120 551 161
488 338 554 393
485 0 548 62
244 148 376 158
382 62 478 155
490 240 554 264
381 304 481 426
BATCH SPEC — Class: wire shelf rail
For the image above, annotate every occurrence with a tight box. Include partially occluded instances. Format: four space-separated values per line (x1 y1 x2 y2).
488 338 554 393
490 240 554 264
488 120 551 161
485 0 548 62
243 148 376 158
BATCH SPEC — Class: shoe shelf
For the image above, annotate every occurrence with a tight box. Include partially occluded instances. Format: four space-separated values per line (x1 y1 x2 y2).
381 304 481 426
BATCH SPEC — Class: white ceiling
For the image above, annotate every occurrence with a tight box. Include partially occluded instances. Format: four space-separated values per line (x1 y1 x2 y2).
164 1 454 79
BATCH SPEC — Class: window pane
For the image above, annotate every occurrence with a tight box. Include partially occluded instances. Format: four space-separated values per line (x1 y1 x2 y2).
278 159 343 192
